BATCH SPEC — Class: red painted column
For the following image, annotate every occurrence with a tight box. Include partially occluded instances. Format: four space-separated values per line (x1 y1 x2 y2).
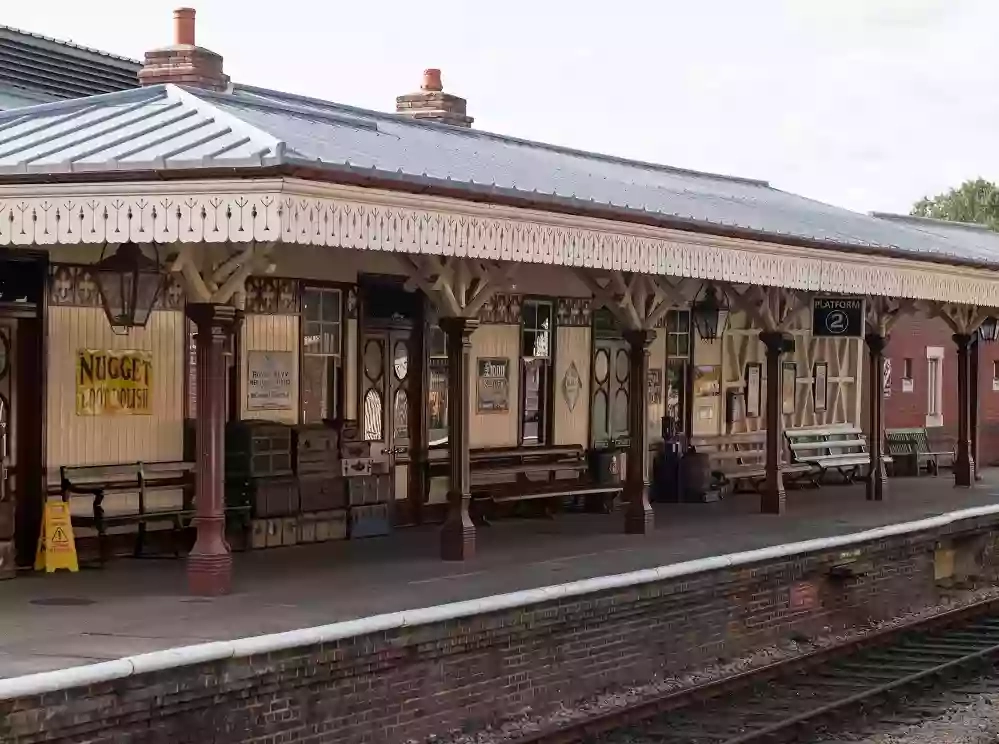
971 336 982 481
440 317 477 560
864 333 888 501
758 331 788 514
186 303 238 595
623 329 655 534
953 333 975 488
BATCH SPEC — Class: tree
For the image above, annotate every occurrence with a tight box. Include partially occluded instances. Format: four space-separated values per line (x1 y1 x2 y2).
911 178 999 230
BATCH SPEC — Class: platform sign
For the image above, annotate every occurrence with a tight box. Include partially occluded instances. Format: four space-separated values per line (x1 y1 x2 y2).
34 500 79 573
812 297 864 338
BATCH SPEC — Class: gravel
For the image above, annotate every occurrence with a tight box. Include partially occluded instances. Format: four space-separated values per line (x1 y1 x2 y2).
411 585 999 744
836 692 999 743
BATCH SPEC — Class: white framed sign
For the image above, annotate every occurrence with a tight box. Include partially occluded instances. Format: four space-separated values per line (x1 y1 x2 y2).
246 350 294 411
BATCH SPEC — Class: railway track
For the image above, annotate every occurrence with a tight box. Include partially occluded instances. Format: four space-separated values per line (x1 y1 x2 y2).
519 596 999 744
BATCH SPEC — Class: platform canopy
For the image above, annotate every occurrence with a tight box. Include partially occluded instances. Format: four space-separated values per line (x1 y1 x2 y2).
0 83 997 304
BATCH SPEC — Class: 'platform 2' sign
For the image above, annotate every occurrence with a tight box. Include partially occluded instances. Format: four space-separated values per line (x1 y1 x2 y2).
812 297 864 338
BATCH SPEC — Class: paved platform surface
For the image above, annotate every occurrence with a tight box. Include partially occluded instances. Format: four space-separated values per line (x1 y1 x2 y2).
1 475 998 679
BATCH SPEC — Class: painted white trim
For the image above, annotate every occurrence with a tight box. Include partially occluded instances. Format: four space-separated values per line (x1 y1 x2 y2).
2 502 999 701
0 178 998 306
926 346 945 428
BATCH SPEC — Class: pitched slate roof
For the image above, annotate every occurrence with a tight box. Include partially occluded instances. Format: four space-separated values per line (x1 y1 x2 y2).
0 25 140 104
0 81 997 269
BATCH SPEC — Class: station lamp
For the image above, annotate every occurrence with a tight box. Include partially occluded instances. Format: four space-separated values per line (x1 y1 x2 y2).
691 282 730 342
980 316 999 343
93 241 166 335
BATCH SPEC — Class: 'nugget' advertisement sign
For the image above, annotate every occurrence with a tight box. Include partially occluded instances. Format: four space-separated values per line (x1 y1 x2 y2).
76 350 153 416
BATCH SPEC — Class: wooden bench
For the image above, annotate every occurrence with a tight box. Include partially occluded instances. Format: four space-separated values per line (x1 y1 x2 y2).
59 461 250 565
886 428 954 476
785 425 892 484
690 432 816 493
427 445 623 522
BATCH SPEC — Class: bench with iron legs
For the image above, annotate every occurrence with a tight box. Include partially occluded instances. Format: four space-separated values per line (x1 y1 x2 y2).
690 432 817 493
885 427 955 476
59 461 251 565
784 425 893 484
426 445 623 522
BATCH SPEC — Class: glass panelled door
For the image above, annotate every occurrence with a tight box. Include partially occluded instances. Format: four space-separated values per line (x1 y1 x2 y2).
0 319 16 570
361 329 412 499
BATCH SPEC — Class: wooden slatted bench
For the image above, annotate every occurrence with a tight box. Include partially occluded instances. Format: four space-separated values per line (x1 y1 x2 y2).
427 445 623 522
690 432 816 493
60 461 250 565
785 425 892 484
885 427 954 476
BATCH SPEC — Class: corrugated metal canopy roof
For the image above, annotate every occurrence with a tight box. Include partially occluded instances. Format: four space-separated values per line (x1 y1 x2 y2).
0 82 997 268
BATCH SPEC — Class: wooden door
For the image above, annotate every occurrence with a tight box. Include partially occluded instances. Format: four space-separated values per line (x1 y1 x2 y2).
360 329 412 499
591 338 631 446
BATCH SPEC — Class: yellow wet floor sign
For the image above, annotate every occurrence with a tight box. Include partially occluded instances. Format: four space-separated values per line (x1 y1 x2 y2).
34 500 79 573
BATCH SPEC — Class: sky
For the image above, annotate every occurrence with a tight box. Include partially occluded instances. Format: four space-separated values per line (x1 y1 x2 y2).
4 0 997 214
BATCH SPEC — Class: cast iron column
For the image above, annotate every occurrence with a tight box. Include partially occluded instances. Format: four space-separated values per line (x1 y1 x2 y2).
440 317 477 560
623 329 655 535
971 335 982 481
864 333 889 501
186 303 238 595
759 331 787 514
953 333 975 487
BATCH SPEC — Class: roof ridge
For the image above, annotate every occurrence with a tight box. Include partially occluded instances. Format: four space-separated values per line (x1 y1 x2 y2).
870 211 997 233
231 83 772 189
0 24 141 67
0 85 161 122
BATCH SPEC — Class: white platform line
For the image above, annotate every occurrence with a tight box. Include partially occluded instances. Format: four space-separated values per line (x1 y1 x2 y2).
2 501 998 700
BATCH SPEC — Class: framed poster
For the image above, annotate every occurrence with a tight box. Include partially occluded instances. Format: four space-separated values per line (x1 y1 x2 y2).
781 362 797 415
246 350 294 411
76 349 153 416
813 361 828 413
648 368 663 405
476 357 510 413
745 362 762 418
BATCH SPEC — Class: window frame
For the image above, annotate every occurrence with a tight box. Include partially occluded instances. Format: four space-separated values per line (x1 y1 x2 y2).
925 346 944 428
299 284 346 426
519 298 556 446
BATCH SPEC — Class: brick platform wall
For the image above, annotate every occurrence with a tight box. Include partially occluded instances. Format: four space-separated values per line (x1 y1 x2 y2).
5 515 999 744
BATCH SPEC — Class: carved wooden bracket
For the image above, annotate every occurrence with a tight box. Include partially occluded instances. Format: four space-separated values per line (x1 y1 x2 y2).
576 270 688 331
400 256 517 319
168 241 276 308
931 301 994 336
865 297 912 337
725 286 810 332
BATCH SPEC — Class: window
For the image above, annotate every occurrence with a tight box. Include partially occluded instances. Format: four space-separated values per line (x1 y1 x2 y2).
664 310 691 434
301 288 342 423
521 300 553 444
993 360 999 383
903 358 913 380
427 324 448 445
926 346 944 427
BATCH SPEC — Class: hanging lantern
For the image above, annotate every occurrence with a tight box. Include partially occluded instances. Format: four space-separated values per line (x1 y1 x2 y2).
980 316 999 343
691 282 730 342
93 242 165 335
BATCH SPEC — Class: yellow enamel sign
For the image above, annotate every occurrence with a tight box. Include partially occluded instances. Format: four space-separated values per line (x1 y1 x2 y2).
76 349 153 416
34 500 79 573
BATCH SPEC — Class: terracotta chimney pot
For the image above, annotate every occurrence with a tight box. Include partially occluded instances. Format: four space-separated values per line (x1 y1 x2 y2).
174 7 196 46
422 68 443 92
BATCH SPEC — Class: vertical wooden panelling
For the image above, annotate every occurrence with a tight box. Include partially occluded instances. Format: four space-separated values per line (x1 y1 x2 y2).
240 314 299 424
553 326 591 446
469 325 519 448
345 318 358 421
692 328 724 436
47 307 184 468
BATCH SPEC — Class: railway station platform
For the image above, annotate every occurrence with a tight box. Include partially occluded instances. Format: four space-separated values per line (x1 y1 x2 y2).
2 473 999 681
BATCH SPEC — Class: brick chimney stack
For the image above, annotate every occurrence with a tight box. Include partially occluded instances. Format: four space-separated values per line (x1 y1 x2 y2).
395 69 473 128
138 8 231 92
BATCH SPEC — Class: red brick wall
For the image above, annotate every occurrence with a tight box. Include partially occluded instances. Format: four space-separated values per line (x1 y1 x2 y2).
884 315 999 465
4 515 999 744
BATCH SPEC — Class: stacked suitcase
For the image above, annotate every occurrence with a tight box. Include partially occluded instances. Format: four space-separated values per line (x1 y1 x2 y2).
225 421 300 549
342 439 393 539
294 424 348 543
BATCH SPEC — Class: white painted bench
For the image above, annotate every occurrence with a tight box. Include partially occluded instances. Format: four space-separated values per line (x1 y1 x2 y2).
691 432 815 493
785 424 892 484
